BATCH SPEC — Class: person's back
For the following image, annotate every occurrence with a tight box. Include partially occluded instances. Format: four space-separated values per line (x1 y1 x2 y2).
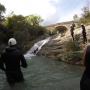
81 24 87 44
81 25 86 34
2 46 27 71
70 25 74 40
0 38 27 86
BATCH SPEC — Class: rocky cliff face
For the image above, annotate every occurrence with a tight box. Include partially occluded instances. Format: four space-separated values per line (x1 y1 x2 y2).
38 25 90 65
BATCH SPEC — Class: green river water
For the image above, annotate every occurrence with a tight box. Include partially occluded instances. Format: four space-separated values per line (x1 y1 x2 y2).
0 56 84 90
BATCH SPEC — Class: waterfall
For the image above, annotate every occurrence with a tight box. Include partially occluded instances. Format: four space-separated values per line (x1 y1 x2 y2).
24 37 51 60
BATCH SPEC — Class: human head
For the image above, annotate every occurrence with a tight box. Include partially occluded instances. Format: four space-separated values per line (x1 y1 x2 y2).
8 38 17 46
70 25 72 28
81 23 84 26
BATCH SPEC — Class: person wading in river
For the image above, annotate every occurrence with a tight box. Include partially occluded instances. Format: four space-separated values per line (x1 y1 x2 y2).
80 44 90 90
0 38 27 86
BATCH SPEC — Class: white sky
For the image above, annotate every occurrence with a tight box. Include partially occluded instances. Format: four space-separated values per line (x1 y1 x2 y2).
0 0 87 25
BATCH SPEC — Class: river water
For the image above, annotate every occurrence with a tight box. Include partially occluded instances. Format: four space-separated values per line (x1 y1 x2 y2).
0 56 84 90
0 37 84 90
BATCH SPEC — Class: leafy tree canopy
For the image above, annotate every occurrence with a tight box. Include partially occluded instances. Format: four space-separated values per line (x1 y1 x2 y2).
0 3 6 21
25 15 43 26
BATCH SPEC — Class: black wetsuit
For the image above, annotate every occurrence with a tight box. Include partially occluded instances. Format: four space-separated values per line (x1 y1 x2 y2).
80 46 90 90
70 26 74 41
0 45 27 85
81 25 87 44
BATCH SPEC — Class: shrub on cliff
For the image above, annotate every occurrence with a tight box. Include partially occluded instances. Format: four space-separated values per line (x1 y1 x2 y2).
64 38 81 52
61 37 82 63
62 51 83 63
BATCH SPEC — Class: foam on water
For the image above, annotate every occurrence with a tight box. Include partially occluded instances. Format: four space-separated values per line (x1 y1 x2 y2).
24 37 51 60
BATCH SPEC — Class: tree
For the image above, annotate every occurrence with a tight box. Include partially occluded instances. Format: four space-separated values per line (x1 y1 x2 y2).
86 0 90 12
5 15 26 30
73 14 79 22
4 14 46 52
79 6 90 24
82 6 90 18
25 15 43 26
0 3 6 22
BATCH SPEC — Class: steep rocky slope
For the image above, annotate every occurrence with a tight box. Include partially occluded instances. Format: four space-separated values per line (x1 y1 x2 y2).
38 25 90 65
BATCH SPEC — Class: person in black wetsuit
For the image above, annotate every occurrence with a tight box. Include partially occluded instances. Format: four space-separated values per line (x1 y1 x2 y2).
0 38 27 86
70 25 75 41
72 22 76 28
81 24 87 44
80 44 90 90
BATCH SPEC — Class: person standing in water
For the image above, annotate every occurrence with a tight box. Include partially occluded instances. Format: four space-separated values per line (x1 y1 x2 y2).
0 38 27 86
80 44 90 90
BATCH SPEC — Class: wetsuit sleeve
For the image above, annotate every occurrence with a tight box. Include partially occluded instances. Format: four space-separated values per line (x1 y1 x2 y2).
0 54 6 71
20 54 27 68
83 46 89 66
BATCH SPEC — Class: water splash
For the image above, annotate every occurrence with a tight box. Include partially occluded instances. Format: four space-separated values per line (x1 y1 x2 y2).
24 37 51 60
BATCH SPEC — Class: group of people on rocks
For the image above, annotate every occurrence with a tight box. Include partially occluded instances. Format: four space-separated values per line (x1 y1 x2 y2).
0 22 90 90
70 23 90 90
70 23 87 44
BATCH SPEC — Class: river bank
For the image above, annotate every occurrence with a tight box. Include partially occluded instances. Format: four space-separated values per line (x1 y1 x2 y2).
38 25 90 65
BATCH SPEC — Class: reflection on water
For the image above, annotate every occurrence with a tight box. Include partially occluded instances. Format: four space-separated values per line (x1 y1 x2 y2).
0 56 84 90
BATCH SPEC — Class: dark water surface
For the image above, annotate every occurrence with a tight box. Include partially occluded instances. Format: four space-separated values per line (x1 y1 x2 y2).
0 56 84 90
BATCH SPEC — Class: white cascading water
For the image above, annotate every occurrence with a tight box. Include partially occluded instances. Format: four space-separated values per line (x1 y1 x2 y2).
24 37 51 60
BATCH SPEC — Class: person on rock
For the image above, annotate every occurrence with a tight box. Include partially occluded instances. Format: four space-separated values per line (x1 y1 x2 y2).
81 24 87 44
70 25 75 41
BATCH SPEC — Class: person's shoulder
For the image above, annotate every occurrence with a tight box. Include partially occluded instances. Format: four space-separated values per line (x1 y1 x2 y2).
85 44 90 50
0 47 7 56
15 47 23 55
86 43 90 47
2 46 8 53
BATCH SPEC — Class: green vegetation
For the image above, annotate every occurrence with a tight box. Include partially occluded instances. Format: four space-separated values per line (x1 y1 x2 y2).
0 3 6 21
0 3 48 53
73 5 90 25
61 35 83 64
79 6 90 25
62 51 83 63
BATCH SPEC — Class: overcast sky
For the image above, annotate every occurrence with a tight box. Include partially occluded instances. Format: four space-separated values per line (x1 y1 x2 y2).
0 0 88 25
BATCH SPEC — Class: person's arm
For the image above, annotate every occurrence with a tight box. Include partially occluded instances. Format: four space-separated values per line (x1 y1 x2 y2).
83 45 88 66
20 54 27 68
0 54 6 71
